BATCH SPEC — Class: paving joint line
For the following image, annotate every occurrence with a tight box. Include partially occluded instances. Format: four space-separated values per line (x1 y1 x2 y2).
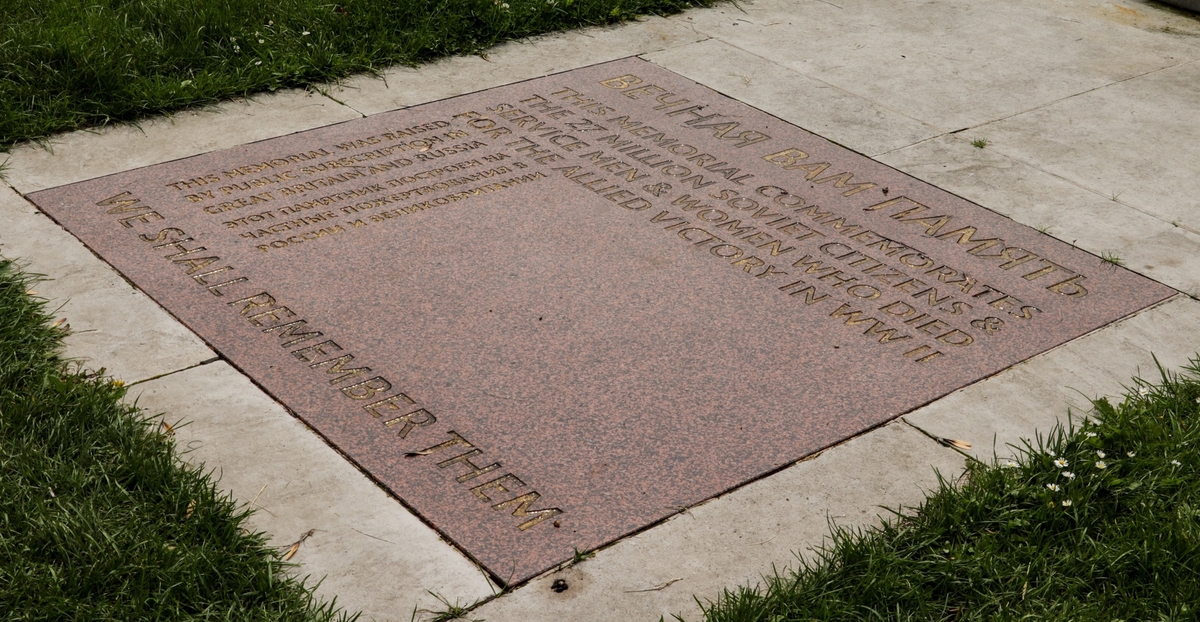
870 131 953 160
974 54 1200 131
872 126 1200 255
960 58 1200 231
975 142 1200 239
957 58 1200 237
661 26 948 145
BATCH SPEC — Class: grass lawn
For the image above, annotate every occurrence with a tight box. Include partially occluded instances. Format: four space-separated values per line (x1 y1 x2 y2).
692 359 1200 621
0 259 357 620
0 0 717 150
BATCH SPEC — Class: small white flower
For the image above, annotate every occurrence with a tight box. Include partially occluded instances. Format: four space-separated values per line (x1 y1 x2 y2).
1127 451 1137 457
1054 458 1069 468
501 2 510 7
1171 459 1182 467
302 31 311 35
230 37 237 41
1085 431 1098 438
1137 386 1150 397
258 38 265 43
1001 460 1018 468
1062 471 1076 480
234 45 241 52
1062 499 1072 507
1096 450 1106 459
255 60 262 66
1046 483 1061 492
1095 460 1107 469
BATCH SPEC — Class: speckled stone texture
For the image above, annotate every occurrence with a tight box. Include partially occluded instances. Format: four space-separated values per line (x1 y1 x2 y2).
27 57 1175 583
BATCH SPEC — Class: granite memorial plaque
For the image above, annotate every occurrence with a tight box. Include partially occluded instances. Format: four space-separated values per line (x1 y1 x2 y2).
28 57 1175 583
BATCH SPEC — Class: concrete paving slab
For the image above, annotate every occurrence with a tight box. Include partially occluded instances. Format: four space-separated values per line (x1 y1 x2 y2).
978 59 1200 235
328 15 706 116
2 89 360 194
643 38 941 157
683 0 1200 132
473 421 963 622
876 135 1200 297
0 182 214 382
905 294 1199 462
130 361 496 622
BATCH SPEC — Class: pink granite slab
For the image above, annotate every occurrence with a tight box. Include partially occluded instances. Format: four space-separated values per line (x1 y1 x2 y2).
27 57 1176 584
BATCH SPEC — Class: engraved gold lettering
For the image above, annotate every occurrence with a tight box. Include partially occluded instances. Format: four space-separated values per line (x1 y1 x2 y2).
936 329 974 346
599 74 643 89
731 256 764 272
310 353 370 384
96 191 146 214
471 473 525 501
790 255 837 275
246 306 296 327
191 266 233 285
341 376 392 400
621 85 667 99
934 226 1003 253
228 292 276 315
139 227 187 244
903 345 943 363
412 430 474 456
291 339 342 363
914 319 950 336
264 319 323 347
206 278 248 296
492 492 563 531
779 280 830 304
1047 274 1089 298
364 393 418 418
763 149 809 168
382 408 435 438
811 171 876 197
437 449 501 483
